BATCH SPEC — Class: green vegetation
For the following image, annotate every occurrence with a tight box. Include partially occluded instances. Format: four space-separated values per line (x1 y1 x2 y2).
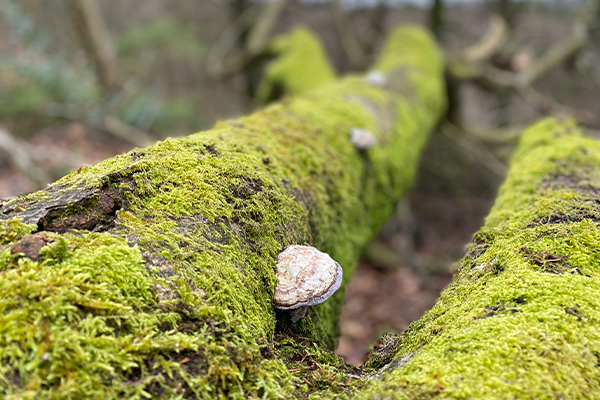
361 118 600 399
0 25 445 399
0 2 204 138
256 26 337 103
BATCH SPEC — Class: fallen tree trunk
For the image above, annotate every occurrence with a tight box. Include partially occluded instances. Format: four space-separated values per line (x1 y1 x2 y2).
0 26 445 399
362 118 600 399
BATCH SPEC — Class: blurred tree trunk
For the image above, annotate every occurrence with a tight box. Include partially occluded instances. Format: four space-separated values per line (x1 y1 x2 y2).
228 0 262 101
0 27 445 399
69 0 120 91
363 0 387 57
444 70 463 125
429 0 444 41
429 0 462 126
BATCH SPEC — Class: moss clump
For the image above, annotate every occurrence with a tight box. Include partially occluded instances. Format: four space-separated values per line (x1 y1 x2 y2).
0 232 293 399
0 218 36 245
256 26 336 103
0 26 445 398
360 118 600 399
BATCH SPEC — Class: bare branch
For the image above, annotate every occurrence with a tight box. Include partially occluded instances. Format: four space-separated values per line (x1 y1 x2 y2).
207 0 290 79
441 122 508 177
44 103 154 148
0 128 50 187
462 16 508 63
451 0 598 91
246 0 291 56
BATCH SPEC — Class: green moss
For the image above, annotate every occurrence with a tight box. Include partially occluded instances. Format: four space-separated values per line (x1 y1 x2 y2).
359 118 600 399
256 26 336 103
0 26 445 398
0 232 293 399
0 219 36 245
374 25 445 110
271 334 370 399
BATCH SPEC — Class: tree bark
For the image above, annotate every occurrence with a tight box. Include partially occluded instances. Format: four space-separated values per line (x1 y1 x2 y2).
0 26 444 399
361 118 600 399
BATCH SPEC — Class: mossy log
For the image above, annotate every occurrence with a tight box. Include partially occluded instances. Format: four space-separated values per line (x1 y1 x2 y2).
0 26 444 399
255 26 337 104
361 118 600 399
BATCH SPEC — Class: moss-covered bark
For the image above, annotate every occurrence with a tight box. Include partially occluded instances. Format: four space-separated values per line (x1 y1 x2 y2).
256 26 337 104
0 26 444 399
362 118 600 399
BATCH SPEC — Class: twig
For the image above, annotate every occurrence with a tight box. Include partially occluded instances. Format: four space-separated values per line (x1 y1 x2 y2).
441 122 508 177
460 125 522 144
206 3 260 78
0 127 50 187
44 103 154 148
516 85 597 127
451 0 598 90
246 0 290 56
207 0 290 79
462 15 508 63
103 116 154 147
69 0 120 90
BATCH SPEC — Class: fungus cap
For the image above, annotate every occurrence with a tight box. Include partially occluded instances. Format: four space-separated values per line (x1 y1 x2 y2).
274 245 343 310
350 127 377 151
364 70 387 87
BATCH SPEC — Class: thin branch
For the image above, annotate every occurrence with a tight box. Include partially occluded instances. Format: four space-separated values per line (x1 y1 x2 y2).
206 3 260 78
207 0 290 79
521 24 586 85
451 0 598 91
44 103 154 148
462 15 508 63
441 122 508 177
246 0 291 56
517 85 598 127
0 128 50 187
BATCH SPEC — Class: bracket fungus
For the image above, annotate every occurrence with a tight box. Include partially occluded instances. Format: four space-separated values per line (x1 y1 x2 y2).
274 245 343 323
350 127 377 151
364 70 387 87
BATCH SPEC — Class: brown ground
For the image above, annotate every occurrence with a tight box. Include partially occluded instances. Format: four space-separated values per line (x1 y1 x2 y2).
336 262 451 365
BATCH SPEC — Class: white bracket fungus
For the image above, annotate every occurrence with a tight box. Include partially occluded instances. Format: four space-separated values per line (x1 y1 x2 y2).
364 70 387 87
350 127 377 151
274 245 343 323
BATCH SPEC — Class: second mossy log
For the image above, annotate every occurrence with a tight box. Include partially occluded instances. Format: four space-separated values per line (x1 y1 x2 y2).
362 118 600 399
